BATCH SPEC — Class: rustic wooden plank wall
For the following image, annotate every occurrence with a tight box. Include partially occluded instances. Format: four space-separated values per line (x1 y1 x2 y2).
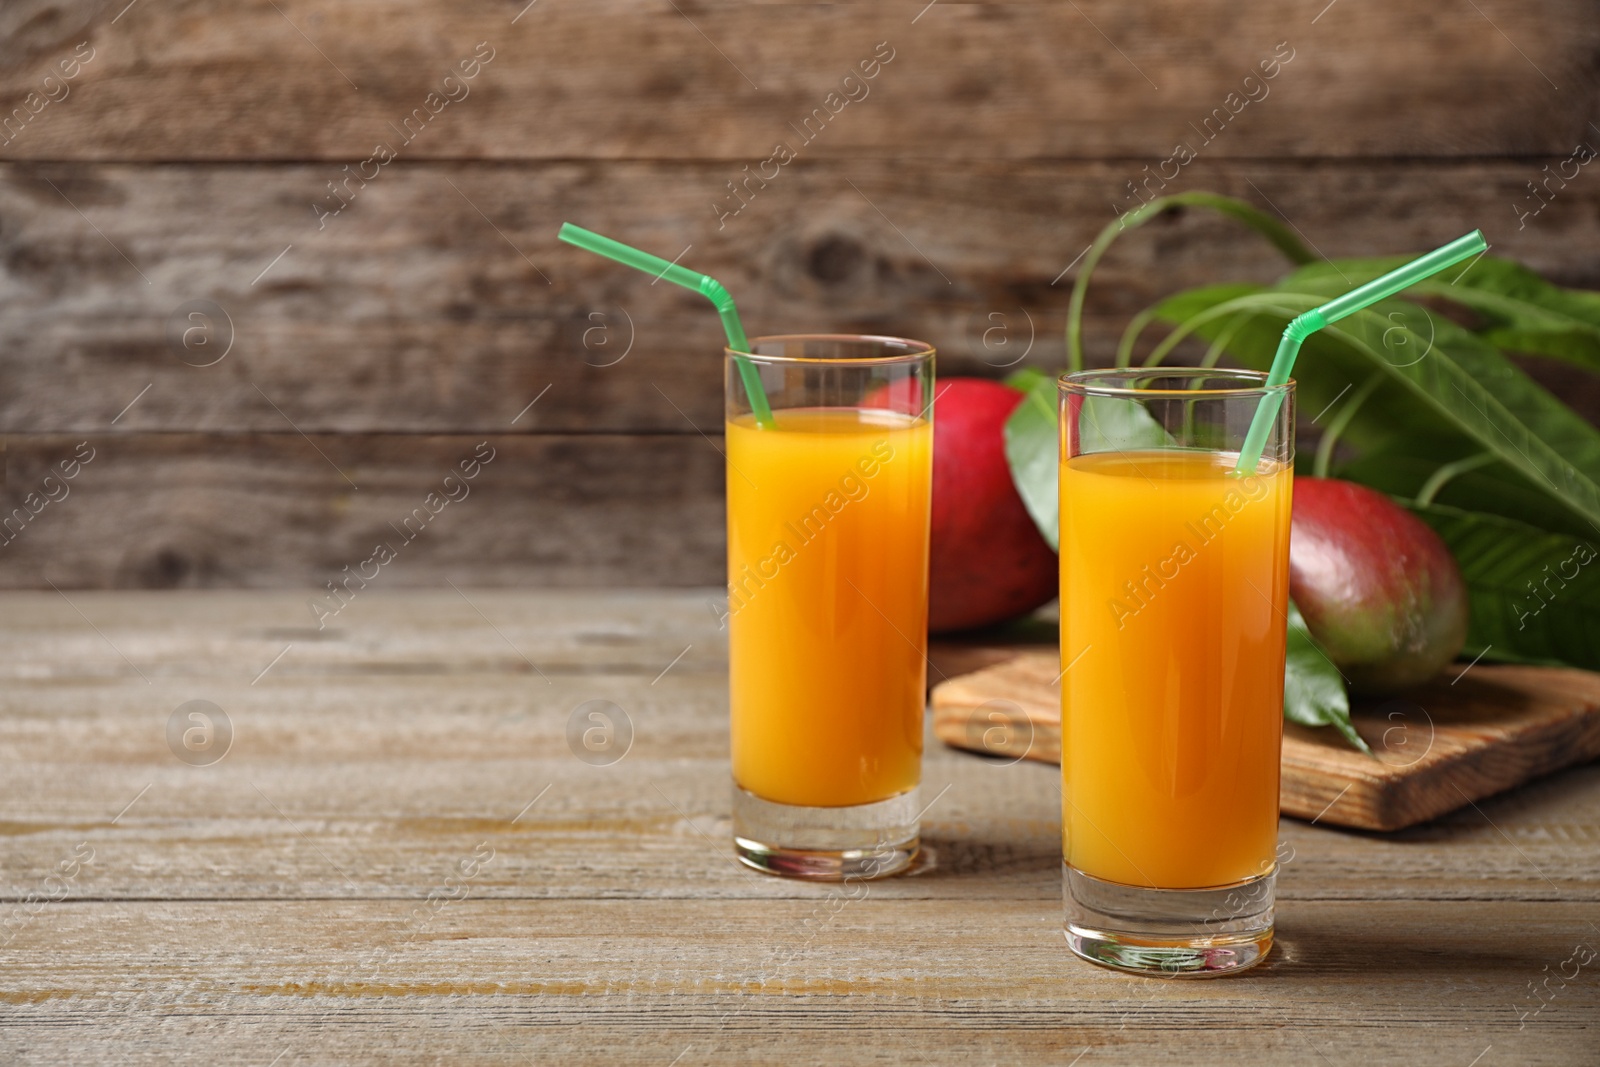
2 0 1598 587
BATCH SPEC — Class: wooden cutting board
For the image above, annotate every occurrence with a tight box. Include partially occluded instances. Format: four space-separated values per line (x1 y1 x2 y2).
931 652 1600 831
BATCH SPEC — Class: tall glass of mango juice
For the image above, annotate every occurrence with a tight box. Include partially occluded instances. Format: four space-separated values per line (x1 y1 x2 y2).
1057 369 1294 977
724 335 934 880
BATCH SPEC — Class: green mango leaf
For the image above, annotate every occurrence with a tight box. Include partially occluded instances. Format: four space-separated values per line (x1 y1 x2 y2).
1003 371 1060 551
1061 196 1600 540
1336 449 1589 541
1003 366 1050 393
1278 255 1600 373
1407 502 1600 670
1079 393 1174 453
1286 601 1369 755
1147 287 1600 538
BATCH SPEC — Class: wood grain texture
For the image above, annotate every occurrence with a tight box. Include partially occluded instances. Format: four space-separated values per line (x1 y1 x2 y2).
1 591 1597 1064
6 160 1600 436
0 590 1595 907
932 650 1600 831
0 434 727 588
0 1 1591 162
1 902 1597 1065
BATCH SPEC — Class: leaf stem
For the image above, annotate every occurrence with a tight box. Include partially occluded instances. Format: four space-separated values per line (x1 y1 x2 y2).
1313 373 1384 478
1115 305 1162 368
1200 313 1251 369
1415 451 1499 506
1067 193 1318 373
1141 294 1317 370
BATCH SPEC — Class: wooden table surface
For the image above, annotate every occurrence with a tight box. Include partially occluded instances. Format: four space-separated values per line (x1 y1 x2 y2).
2 591 1597 1065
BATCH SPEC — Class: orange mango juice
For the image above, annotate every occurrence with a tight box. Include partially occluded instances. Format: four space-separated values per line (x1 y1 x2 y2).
1059 450 1291 889
726 408 932 808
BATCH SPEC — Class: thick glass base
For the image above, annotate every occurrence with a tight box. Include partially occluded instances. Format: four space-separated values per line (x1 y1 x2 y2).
1063 864 1274 977
732 784 918 881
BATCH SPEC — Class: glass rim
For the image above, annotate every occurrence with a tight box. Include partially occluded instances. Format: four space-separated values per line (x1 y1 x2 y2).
1058 367 1293 398
727 333 936 366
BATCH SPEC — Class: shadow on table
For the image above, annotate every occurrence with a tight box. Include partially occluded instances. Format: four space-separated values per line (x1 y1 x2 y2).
908 833 1060 882
1266 913 1556 981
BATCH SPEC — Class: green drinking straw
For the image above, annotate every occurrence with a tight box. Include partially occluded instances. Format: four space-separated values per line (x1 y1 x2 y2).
557 223 775 428
1234 229 1488 475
